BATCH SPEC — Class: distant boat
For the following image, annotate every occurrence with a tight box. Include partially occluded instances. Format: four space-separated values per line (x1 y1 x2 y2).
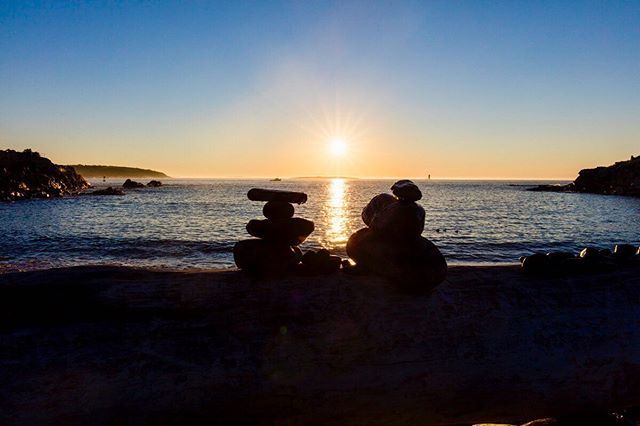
270 177 282 182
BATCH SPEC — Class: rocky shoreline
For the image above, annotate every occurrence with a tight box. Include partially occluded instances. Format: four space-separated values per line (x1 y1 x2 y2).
530 155 640 196
0 149 89 201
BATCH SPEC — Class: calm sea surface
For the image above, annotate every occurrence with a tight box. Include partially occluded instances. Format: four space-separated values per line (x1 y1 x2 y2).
1 179 639 272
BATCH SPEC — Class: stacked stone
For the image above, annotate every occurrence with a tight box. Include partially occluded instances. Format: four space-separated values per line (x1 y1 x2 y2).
346 179 447 291
233 188 314 275
520 243 640 275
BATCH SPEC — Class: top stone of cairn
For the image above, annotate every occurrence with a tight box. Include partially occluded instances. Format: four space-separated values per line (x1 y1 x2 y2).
247 188 308 204
391 179 422 202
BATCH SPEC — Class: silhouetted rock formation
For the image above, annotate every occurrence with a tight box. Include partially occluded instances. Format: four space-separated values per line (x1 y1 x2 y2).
234 188 313 275
299 248 342 275
520 244 640 275
89 187 125 196
146 180 162 187
122 179 145 188
347 179 447 291
0 149 89 201
529 155 640 196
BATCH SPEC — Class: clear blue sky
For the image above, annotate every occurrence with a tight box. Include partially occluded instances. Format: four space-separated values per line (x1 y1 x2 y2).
1 1 638 178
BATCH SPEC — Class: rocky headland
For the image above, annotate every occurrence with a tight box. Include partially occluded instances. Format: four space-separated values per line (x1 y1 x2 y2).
0 149 89 201
530 155 640 196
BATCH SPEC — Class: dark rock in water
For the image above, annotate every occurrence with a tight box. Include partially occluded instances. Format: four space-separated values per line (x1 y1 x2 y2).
246 218 314 245
300 249 341 275
368 200 425 240
146 180 162 187
247 188 307 204
346 228 447 291
89 187 124 196
233 239 301 274
123 179 145 188
362 193 397 227
391 179 422 201
0 149 89 201
262 201 294 221
614 244 636 258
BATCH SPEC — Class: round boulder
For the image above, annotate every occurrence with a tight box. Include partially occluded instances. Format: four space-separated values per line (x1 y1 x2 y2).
262 201 294 221
391 179 422 201
369 200 425 240
233 239 301 274
346 227 447 291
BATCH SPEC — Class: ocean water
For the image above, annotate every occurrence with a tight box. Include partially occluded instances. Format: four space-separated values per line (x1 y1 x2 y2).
1 178 639 272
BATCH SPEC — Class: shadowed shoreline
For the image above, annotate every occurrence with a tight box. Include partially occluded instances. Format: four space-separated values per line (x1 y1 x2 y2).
2 265 640 424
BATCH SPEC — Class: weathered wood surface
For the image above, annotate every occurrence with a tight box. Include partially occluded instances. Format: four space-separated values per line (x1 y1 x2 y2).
1 265 640 425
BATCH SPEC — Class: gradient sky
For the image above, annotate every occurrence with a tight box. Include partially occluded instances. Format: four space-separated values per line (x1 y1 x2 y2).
1 1 638 178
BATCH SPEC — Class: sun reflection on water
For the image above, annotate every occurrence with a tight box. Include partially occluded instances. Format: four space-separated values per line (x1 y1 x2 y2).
325 178 349 248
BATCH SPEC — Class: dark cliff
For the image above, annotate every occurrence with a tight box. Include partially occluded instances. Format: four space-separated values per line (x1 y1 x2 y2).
0 149 90 201
530 155 640 196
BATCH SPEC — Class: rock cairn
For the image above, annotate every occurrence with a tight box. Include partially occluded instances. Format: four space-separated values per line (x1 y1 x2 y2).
234 188 314 275
346 179 447 290
520 243 640 274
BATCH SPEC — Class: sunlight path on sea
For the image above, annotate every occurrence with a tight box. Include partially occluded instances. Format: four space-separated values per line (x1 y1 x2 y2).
323 178 349 250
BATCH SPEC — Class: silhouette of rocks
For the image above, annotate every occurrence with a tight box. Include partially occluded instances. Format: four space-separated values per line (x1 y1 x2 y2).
247 188 307 204
528 154 640 196
246 218 314 246
0 149 89 201
147 180 162 187
362 193 396 227
234 188 316 275
362 193 425 239
391 179 422 201
614 244 636 258
299 249 342 275
89 187 124 196
233 239 301 274
520 245 640 275
346 180 447 290
123 179 145 188
262 201 294 221
370 200 425 240
347 228 447 291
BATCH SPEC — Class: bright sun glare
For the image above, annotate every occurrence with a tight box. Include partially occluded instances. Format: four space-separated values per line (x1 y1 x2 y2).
329 139 347 156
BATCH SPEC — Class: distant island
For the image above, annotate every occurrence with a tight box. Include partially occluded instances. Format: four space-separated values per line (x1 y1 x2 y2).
69 165 169 178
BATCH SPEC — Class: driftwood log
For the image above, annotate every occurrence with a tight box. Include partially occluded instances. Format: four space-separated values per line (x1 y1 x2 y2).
1 265 640 424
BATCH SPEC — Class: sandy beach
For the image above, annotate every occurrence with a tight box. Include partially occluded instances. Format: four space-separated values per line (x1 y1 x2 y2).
2 264 640 425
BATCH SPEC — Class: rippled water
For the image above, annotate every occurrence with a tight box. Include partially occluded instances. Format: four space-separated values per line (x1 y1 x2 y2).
1 178 639 271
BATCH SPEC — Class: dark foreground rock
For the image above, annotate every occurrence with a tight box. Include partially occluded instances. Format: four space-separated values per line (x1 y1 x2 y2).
2 265 640 425
347 227 447 291
247 188 308 204
529 155 640 196
122 179 145 188
0 149 89 201
88 187 125 196
146 180 162 187
233 239 301 274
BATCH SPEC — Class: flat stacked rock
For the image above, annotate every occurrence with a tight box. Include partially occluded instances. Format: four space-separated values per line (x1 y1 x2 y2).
234 189 314 275
346 179 447 291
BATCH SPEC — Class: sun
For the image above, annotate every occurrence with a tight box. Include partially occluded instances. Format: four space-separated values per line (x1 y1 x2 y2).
329 139 347 156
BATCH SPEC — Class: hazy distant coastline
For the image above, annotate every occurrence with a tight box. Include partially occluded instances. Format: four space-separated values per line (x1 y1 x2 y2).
70 165 169 178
